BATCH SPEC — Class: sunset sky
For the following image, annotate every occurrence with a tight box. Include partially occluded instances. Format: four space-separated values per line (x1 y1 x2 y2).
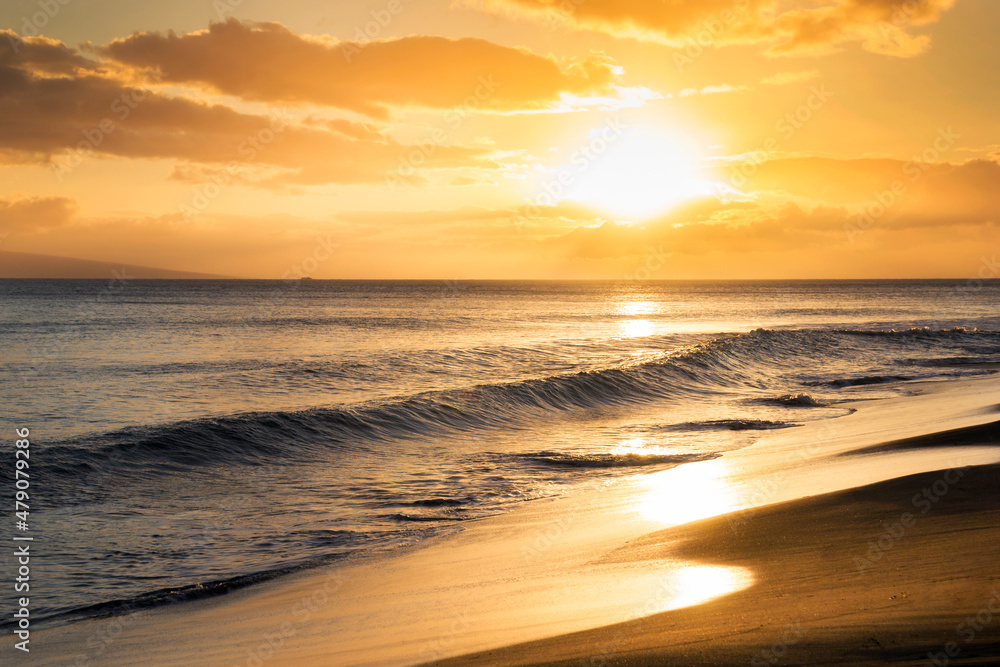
1 0 997 278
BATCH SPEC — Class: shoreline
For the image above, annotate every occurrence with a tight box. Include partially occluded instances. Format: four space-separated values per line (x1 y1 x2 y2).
435 461 1000 666
30 373 1000 666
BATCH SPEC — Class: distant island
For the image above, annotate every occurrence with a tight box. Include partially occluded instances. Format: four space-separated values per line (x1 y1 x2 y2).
0 251 232 279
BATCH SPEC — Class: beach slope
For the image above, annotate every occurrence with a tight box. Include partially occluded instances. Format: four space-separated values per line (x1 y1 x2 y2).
434 458 1000 666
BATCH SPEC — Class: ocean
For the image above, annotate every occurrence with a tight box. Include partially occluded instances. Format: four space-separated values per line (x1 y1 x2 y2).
2 279 999 629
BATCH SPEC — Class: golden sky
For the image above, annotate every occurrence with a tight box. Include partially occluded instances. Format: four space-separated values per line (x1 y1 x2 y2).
0 0 997 278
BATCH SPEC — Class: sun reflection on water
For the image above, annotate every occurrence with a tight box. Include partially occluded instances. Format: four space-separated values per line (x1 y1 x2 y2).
611 437 650 455
649 564 753 613
637 457 738 526
617 301 657 316
619 319 654 338
609 437 678 458
616 301 657 338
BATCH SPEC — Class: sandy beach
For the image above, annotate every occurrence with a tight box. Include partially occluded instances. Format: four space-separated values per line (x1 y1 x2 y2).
436 444 1000 666
27 373 1000 666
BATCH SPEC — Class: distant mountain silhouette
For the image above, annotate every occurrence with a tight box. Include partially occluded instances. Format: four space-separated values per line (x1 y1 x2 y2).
0 251 231 279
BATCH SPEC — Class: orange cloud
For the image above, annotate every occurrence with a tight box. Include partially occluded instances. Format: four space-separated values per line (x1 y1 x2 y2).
718 156 1000 221
546 200 839 260
0 209 348 278
546 193 997 269
449 176 497 186
0 32 94 75
760 70 820 86
677 83 750 96
328 153 1000 267
0 195 78 231
98 19 622 118
336 201 599 227
770 0 956 56
471 0 956 57
0 31 492 185
3 190 996 279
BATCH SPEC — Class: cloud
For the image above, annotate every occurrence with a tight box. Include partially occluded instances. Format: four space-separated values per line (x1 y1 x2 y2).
545 192 998 274
329 154 1000 270
0 209 350 277
678 83 750 96
0 195 78 231
5 192 996 279
515 152 1000 270
303 117 386 142
335 201 599 227
0 32 95 75
769 0 956 57
470 0 956 57
715 156 1000 222
336 206 514 226
0 32 493 185
760 70 820 86
98 19 624 118
547 199 834 260
450 176 498 186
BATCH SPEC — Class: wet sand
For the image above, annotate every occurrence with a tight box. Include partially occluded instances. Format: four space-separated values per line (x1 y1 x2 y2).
434 458 1000 666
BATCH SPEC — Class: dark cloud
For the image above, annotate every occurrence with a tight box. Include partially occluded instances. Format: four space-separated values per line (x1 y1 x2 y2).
0 32 493 184
98 19 622 118
0 31 95 75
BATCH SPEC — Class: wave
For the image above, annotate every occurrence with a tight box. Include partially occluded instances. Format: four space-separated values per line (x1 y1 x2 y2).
837 326 979 337
380 513 468 523
804 375 911 388
34 327 1000 480
756 393 826 407
904 356 1000 367
401 498 469 507
5 554 351 631
514 451 719 469
658 419 799 432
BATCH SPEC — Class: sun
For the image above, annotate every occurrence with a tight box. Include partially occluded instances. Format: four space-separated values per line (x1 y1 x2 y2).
565 125 715 221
